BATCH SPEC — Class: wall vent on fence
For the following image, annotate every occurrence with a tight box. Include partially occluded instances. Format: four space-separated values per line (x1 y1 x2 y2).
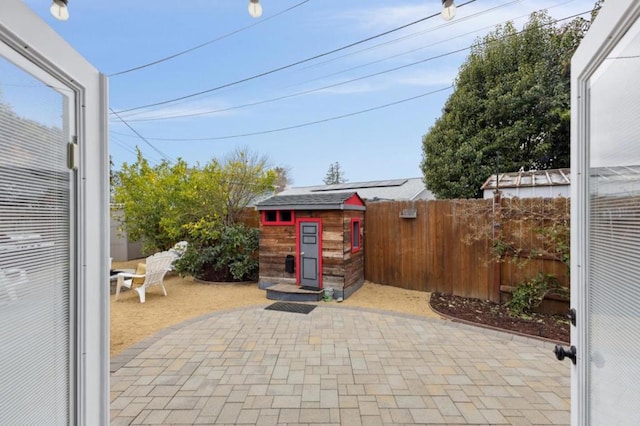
399 208 417 219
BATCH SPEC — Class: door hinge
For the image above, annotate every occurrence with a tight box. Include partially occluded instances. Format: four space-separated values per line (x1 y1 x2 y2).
68 138 78 170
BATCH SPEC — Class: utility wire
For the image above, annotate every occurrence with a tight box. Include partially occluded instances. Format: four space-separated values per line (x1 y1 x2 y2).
110 134 164 166
134 86 453 142
118 0 521 122
294 0 573 86
109 8 592 146
110 135 139 155
109 0 311 77
295 0 525 74
118 0 509 120
116 8 590 123
119 0 574 120
111 0 477 114
109 107 175 163
117 0 532 122
119 48 467 123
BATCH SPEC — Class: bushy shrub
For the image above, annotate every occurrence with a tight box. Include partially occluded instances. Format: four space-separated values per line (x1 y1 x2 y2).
506 273 566 317
174 222 259 282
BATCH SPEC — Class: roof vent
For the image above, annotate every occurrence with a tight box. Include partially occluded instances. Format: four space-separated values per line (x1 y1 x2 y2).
399 208 417 219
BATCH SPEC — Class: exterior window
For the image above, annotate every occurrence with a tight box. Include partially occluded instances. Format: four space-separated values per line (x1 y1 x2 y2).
261 210 295 226
279 210 292 223
351 218 361 253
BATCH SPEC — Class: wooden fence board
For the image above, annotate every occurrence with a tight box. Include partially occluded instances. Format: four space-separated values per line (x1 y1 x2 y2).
363 199 567 301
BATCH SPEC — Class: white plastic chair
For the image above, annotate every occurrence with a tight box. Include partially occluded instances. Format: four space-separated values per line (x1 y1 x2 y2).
115 251 174 303
167 240 188 270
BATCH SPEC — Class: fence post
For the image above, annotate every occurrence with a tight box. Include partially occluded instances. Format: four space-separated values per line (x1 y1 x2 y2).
491 191 502 303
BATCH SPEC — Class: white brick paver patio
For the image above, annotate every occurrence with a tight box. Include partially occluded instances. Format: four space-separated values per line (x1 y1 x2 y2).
110 305 570 425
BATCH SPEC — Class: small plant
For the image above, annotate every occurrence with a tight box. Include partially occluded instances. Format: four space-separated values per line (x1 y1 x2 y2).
492 239 510 257
506 273 564 317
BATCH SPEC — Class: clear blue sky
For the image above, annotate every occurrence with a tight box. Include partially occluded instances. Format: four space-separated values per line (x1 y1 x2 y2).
24 0 596 186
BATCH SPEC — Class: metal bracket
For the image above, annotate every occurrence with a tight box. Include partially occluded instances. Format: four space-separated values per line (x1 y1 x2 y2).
568 308 576 327
67 137 78 170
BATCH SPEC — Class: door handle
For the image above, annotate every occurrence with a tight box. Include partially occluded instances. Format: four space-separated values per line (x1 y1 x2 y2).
300 252 304 256
554 345 576 365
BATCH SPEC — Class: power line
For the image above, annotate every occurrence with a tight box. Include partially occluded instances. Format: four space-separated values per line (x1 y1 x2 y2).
109 0 311 77
109 107 175 163
294 0 526 74
111 0 477 115
117 0 509 121
116 0 521 121
110 138 163 166
118 48 467 123
113 0 575 119
118 0 575 121
116 0 521 122
295 0 573 86
132 86 453 142
108 7 592 148
115 7 590 124
110 135 139 155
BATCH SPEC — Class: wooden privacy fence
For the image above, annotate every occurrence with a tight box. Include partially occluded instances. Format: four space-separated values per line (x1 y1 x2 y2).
238 207 260 228
363 198 569 303
364 200 495 300
497 197 570 298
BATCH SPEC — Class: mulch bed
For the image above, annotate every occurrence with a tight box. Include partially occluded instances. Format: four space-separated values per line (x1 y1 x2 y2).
429 292 569 343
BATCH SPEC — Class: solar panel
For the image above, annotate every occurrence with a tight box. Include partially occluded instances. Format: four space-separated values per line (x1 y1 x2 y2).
311 179 407 192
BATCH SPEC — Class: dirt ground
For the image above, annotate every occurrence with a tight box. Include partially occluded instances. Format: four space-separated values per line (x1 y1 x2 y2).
111 259 442 357
430 292 570 343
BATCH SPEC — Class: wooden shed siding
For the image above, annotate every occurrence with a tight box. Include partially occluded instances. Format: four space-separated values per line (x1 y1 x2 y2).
258 204 366 295
258 224 297 281
343 210 365 290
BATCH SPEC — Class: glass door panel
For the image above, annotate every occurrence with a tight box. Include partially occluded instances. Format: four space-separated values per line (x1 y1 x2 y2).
0 48 75 424
587 17 640 425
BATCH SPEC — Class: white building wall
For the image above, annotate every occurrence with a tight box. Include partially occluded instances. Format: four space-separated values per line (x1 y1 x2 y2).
110 207 143 261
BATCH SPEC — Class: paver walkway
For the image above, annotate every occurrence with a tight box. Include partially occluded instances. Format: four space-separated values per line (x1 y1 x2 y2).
110 305 570 425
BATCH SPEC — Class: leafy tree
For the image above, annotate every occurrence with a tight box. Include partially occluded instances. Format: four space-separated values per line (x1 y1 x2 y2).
113 147 276 254
420 9 597 199
113 149 191 253
273 166 293 193
109 155 121 201
216 148 277 225
323 161 347 185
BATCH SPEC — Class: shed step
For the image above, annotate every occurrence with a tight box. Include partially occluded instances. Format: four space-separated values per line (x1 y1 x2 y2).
265 283 323 302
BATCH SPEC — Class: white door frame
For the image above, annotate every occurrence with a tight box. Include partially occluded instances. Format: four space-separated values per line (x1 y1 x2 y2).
0 1 109 424
571 1 640 424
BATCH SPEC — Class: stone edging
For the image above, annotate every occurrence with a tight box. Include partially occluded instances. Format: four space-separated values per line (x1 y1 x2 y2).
429 304 569 347
192 278 257 285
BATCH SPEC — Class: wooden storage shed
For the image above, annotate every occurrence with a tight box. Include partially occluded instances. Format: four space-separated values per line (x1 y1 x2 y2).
256 192 365 301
